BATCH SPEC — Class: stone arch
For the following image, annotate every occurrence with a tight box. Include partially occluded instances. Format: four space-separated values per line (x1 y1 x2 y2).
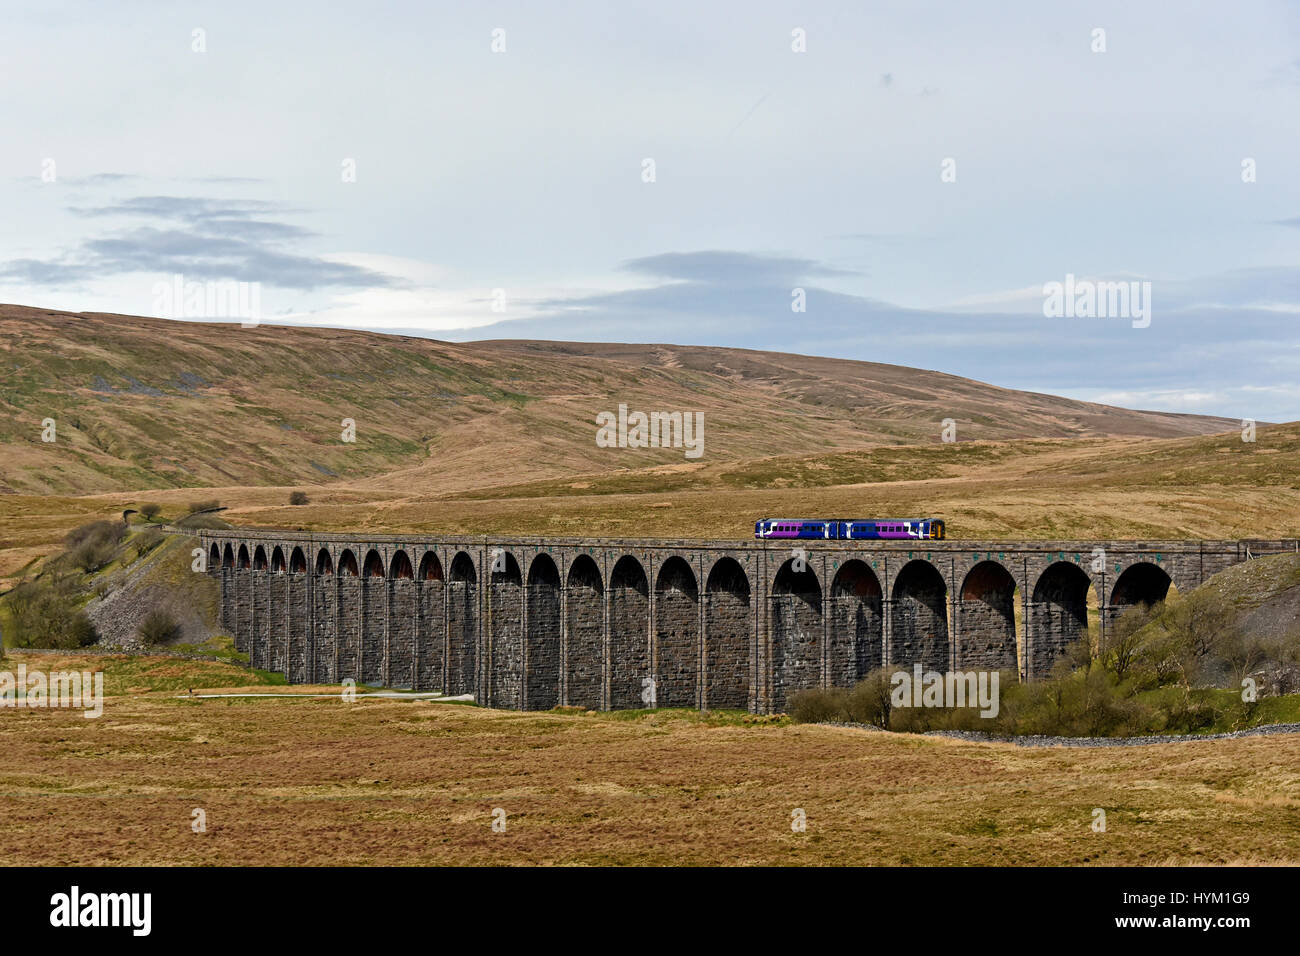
419 552 444 581
609 555 649 710
282 546 307 680
416 551 445 692
890 560 948 671
565 554 604 709
253 545 268 571
959 561 1017 672
271 546 286 573
360 549 385 683
223 543 235 567
489 552 524 708
447 552 477 696
829 560 883 687
771 558 823 710
313 547 335 683
338 549 359 576
655 556 699 708
237 544 250 569
526 553 561 710
338 548 361 679
705 557 750 710
388 550 417 688
390 550 414 579
1030 561 1093 678
209 542 221 569
1111 561 1172 610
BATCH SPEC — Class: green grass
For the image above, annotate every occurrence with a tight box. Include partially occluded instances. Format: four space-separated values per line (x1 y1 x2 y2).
0 649 286 696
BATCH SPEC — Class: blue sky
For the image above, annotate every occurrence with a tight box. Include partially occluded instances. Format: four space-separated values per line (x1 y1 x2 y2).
5 0 1300 420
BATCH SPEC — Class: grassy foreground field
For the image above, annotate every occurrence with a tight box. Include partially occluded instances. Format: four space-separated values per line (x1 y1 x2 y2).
1 652 1296 866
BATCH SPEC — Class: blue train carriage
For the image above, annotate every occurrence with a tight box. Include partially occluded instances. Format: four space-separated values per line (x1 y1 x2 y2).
754 518 946 540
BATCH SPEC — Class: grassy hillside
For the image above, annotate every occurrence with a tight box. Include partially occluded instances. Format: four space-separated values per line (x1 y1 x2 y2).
0 305 1236 496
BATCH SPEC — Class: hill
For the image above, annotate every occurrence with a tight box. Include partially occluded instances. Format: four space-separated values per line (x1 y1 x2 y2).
0 305 1236 497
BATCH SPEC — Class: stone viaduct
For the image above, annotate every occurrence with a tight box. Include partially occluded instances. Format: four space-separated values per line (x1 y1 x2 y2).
198 530 1291 714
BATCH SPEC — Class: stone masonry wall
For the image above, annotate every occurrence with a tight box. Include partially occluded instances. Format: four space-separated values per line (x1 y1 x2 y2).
204 532 1268 714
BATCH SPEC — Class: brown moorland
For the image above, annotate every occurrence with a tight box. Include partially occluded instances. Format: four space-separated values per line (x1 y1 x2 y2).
0 652 1296 866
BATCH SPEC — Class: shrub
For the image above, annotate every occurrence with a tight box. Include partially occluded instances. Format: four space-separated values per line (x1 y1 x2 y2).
133 527 164 558
288 491 309 506
3 575 99 648
66 612 98 648
64 519 126 551
138 608 181 645
138 503 162 522
62 520 126 573
787 687 850 724
845 669 896 728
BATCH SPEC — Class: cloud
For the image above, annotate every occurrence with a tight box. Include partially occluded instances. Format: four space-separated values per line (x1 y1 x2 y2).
1 195 394 291
619 250 857 284
424 248 1300 421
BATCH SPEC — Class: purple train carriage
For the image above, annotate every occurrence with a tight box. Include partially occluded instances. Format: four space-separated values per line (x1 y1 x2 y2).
754 518 946 540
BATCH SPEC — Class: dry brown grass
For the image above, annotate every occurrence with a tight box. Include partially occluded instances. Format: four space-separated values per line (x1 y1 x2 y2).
1 664 1296 866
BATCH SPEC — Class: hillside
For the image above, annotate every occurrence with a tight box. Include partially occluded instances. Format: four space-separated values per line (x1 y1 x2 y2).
0 305 1236 497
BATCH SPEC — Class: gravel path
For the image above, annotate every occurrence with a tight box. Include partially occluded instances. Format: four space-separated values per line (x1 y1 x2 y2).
820 721 1300 747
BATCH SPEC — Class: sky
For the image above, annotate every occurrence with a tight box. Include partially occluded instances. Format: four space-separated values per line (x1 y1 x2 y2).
4 0 1300 421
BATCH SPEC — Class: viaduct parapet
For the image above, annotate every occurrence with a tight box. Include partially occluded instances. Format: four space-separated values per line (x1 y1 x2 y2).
197 530 1293 714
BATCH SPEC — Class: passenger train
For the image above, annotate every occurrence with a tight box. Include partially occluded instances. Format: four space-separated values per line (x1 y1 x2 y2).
754 518 946 540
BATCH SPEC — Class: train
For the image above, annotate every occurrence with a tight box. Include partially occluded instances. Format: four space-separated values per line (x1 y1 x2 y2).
754 518 946 540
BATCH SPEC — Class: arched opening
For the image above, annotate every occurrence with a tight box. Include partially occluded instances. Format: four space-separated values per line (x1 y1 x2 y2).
389 550 416 688
655 556 699 708
418 552 444 581
289 547 307 574
223 543 235 568
526 554 561 710
253 545 268 571
237 544 250 569
450 552 476 583
209 543 221 569
447 552 477 696
890 560 948 671
337 549 361 680
489 552 524 708
1030 561 1093 679
271 546 286 573
565 554 604 709
1111 562 1172 610
705 557 750 710
609 555 649 710
360 550 385 682
390 550 414 579
959 561 1017 672
416 551 445 693
313 548 335 682
829 560 883 686
771 558 823 710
